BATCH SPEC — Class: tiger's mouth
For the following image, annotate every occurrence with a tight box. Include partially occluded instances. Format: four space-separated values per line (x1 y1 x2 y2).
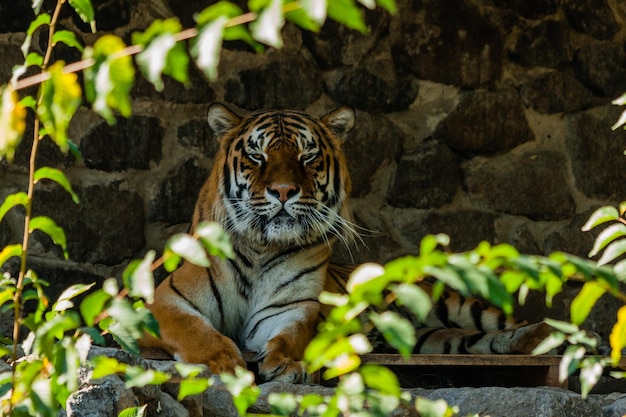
262 209 302 241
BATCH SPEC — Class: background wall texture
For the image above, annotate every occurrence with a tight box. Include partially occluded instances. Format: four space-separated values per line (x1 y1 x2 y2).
1 0 626 340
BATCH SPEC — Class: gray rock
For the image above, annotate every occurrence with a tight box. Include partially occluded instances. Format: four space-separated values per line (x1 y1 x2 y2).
563 0 620 41
521 71 593 115
464 151 575 221
574 44 626 98
510 19 572 69
64 375 138 417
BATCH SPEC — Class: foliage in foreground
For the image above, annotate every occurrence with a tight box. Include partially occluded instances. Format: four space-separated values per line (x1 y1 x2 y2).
1 0 626 416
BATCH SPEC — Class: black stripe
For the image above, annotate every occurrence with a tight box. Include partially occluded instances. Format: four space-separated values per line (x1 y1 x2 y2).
207 271 224 330
442 340 452 354
498 311 506 330
277 258 329 291
462 331 486 353
246 299 318 341
228 259 252 297
435 300 451 327
413 328 440 353
234 248 252 268
470 301 485 332
169 277 203 314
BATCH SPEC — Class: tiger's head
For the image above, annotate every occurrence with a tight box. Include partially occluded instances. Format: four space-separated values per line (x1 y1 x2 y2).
194 104 356 248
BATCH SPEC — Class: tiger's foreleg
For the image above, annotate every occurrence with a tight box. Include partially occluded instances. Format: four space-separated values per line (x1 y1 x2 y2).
141 273 247 375
245 303 319 383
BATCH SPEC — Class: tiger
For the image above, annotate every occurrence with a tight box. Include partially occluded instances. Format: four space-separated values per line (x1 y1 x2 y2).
140 103 553 383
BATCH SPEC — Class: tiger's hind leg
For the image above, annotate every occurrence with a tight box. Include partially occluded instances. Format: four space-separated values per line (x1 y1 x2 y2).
413 322 554 354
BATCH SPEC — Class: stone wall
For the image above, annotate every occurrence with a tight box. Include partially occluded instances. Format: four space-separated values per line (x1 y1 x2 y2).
1 0 626 341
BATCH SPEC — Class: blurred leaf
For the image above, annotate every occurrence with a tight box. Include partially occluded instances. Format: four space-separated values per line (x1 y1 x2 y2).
34 167 80 203
90 356 125 380
52 30 84 51
415 397 459 417
0 191 28 222
588 223 626 258
361 364 400 396
301 0 327 24
30 216 68 259
124 366 170 388
69 0 96 32
83 35 134 123
118 405 147 417
376 0 397 13
612 108 626 131
369 311 415 356
178 377 211 400
167 234 210 267
579 358 603 399
0 87 26 162
0 244 22 268
38 61 82 152
268 392 299 416
52 283 95 313
559 345 585 382
597 239 626 266
285 8 319 32
544 318 579 334
195 221 234 259
532 331 566 355
133 19 189 91
570 281 606 325
328 0 367 34
614 258 626 282
582 206 620 231
123 250 155 303
192 16 228 80
80 289 111 327
391 283 432 322
175 362 206 378
250 0 284 48
162 249 182 272
610 305 626 365
220 367 260 416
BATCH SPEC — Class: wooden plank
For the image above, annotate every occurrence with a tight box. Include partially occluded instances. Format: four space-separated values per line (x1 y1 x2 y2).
357 354 564 367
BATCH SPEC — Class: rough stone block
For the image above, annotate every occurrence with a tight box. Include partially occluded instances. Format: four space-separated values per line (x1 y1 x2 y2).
521 71 593 115
574 44 626 98
434 90 533 155
563 0 620 41
389 141 460 209
509 19 572 69
80 116 163 172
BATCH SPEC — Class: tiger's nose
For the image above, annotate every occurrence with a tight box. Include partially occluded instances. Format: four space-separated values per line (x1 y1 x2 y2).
268 183 299 203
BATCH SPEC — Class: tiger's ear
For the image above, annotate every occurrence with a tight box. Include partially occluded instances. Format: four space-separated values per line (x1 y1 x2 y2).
322 106 355 143
207 103 241 138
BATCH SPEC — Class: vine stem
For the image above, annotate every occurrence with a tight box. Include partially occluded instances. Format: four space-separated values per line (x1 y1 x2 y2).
10 0 65 412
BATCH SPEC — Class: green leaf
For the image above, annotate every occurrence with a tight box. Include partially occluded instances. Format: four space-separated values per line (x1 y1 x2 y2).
220 368 260 416
376 0 397 13
0 87 27 162
52 30 84 51
118 405 147 417
195 221 234 259
579 358 604 399
250 0 284 48
192 16 227 81
90 356 125 380
133 19 189 91
52 283 95 313
166 234 210 267
83 35 135 123
80 289 111 326
544 318 579 334
162 249 182 272
285 8 320 32
30 216 68 259
195 1 244 24
532 331 566 355
301 0 327 25
415 397 459 417
610 305 626 365
26 13 51 37
34 167 80 203
124 366 170 388
178 377 211 400
0 192 28 222
597 239 626 266
69 0 96 32
570 281 606 325
175 362 206 378
123 251 155 303
369 311 415 356
38 61 82 152
582 206 620 231
588 223 626 258
391 283 432 322
559 345 585 382
327 0 368 34
360 364 400 396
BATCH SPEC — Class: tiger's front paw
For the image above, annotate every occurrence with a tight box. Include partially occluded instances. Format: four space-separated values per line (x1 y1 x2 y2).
259 353 309 383
180 336 247 376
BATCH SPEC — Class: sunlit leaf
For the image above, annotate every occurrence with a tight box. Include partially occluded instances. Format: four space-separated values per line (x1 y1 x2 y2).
544 318 579 334
83 35 134 123
34 167 80 203
26 12 51 38
559 345 585 382
369 311 415 356
570 281 606 325
123 250 155 303
285 8 320 32
0 87 26 162
579 358 603 399
376 0 398 13
588 223 626 258
361 364 400 396
0 191 28 222
52 283 95 312
612 109 626 131
391 283 432 322
133 19 189 91
80 289 111 327
532 331 566 355
250 0 284 48
597 239 626 266
268 392 299 416
220 367 260 416
195 221 234 259
162 249 182 273
415 397 459 417
124 366 170 388
29 216 68 259
301 0 327 24
166 234 210 267
192 16 227 80
52 30 84 51
118 405 147 417
327 0 368 34
0 244 22 268
38 61 82 152
582 206 620 231
178 378 211 400
69 0 96 32
610 305 626 365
